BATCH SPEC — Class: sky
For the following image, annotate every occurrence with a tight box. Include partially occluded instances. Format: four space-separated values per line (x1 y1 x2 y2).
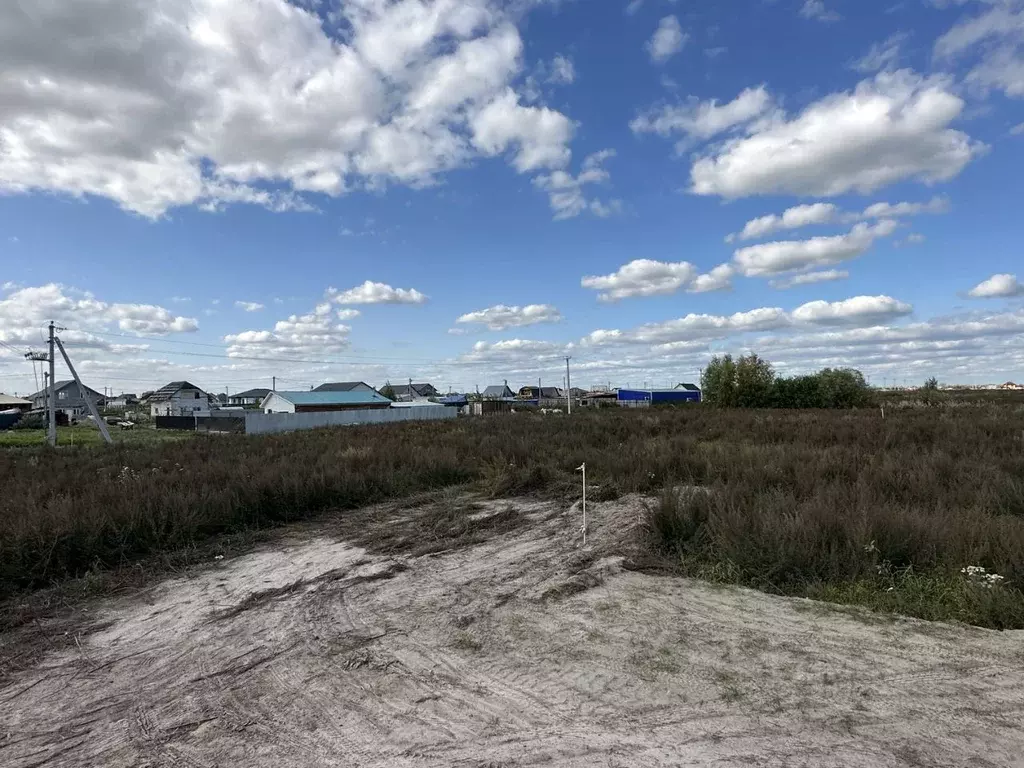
1 0 1023 397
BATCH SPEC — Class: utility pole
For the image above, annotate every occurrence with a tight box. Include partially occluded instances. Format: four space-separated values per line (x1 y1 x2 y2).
272 376 276 392
565 356 572 415
48 321 56 446
54 335 111 444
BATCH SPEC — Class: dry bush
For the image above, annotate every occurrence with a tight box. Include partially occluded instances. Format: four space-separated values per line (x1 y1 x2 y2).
3 403 1024 626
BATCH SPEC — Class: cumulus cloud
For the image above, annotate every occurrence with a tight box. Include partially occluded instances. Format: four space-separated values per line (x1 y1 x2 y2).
328 281 428 305
1012 122 1024 135
224 302 350 358
790 296 913 325
631 86 772 146
860 196 950 218
647 16 687 63
456 304 563 331
769 270 850 290
460 338 568 364
548 55 576 85
968 273 1024 298
533 149 619 220
235 301 265 312
800 0 842 23
689 264 735 293
733 220 898 277
728 203 838 242
582 259 697 301
0 284 198 342
0 0 581 218
690 70 983 198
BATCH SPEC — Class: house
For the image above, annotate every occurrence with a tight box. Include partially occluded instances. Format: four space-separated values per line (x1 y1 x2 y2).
27 380 104 420
228 388 271 406
385 382 439 401
998 381 1023 391
482 384 515 400
0 394 32 413
675 382 701 392
517 386 564 400
581 391 617 407
314 381 379 394
105 393 138 410
261 390 392 413
149 381 213 417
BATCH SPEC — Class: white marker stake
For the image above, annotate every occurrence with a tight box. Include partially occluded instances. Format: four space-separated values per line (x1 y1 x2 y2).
581 463 587 545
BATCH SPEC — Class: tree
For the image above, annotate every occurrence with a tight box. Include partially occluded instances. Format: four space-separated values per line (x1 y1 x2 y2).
772 375 823 408
921 376 941 406
701 355 738 407
817 368 871 408
735 353 775 407
379 382 396 401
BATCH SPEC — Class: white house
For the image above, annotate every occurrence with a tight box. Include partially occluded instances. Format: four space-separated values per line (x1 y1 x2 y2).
149 381 213 417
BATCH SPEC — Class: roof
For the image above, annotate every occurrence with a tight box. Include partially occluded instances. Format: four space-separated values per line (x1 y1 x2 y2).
313 382 373 392
482 384 515 398
388 383 436 397
675 383 701 392
26 380 102 400
267 390 391 407
149 381 208 402
0 394 31 406
232 388 271 399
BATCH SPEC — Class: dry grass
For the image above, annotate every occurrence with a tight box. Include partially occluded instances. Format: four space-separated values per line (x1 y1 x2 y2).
3 401 1024 627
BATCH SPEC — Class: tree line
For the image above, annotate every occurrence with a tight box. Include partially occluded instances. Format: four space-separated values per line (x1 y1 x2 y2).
700 354 872 409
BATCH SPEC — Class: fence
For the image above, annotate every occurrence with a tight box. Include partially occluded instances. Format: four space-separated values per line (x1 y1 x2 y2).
243 405 456 435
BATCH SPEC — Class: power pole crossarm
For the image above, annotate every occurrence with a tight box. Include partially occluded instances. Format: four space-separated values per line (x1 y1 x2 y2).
54 337 112 445
48 322 56 446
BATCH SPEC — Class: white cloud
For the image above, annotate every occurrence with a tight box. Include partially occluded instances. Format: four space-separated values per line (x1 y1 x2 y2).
0 0 579 218
533 149 619 220
582 259 698 301
733 220 898 277
800 0 842 23
935 3 1024 98
583 307 792 347
224 302 350 358
626 0 645 15
461 338 568 364
0 284 198 351
689 264 735 293
1012 122 1024 135
235 301 265 313
690 71 983 198
631 86 772 145
647 16 687 63
860 196 950 218
968 273 1024 298
456 304 563 331
790 295 913 325
901 233 926 246
852 33 907 72
769 270 850 290
729 203 838 242
328 281 428 305
549 55 576 85
171 296 191 303
336 308 362 321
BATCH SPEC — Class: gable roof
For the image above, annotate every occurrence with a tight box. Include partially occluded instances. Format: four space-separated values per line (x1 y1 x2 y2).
267 390 391 407
675 382 701 392
482 384 515 399
313 382 374 392
388 382 435 397
0 394 32 406
149 381 208 402
231 388 271 399
27 380 102 401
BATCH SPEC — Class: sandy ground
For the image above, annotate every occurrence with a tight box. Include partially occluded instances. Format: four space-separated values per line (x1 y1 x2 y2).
2 495 1024 768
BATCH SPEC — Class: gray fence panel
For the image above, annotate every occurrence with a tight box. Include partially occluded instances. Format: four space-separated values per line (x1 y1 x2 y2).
244 406 455 435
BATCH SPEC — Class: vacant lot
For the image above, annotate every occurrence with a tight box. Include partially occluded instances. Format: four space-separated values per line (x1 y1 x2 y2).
2 403 1024 626
2 494 1022 767
0 425 191 448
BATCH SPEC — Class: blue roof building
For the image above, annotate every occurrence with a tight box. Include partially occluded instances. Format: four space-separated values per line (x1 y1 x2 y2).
261 390 391 413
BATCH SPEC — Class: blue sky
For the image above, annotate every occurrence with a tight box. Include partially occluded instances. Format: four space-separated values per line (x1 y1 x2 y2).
1 0 1023 396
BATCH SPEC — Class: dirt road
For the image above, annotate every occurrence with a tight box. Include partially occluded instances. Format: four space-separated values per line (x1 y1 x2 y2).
2 496 1022 767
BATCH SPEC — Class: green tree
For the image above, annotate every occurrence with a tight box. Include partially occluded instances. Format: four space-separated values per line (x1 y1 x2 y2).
735 353 775 407
379 382 396 401
817 368 871 408
701 355 738 407
772 375 823 408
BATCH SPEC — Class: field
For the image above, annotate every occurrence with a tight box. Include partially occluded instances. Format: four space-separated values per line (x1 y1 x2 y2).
4 402 1024 766
2 402 1023 628
0 424 192 447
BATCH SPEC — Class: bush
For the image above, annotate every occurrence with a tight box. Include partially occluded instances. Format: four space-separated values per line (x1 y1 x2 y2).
704 354 871 410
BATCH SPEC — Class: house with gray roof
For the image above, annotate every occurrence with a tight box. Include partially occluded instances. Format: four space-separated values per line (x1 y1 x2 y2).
27 380 104 420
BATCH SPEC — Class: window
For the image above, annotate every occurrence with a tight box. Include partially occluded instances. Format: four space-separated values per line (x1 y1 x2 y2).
194 392 200 399
58 391 67 400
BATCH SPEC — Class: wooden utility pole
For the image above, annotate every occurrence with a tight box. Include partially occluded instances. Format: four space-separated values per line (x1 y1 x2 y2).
565 356 572 415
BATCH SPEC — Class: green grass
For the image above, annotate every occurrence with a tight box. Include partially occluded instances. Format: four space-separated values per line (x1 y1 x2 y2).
0 425 193 448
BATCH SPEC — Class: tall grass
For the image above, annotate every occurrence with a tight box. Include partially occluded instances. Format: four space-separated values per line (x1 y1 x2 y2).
3 405 1024 626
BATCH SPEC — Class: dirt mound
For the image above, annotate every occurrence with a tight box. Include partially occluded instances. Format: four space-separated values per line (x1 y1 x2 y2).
2 495 1022 767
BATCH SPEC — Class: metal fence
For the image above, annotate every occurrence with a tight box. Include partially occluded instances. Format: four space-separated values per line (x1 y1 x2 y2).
243 405 456 435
